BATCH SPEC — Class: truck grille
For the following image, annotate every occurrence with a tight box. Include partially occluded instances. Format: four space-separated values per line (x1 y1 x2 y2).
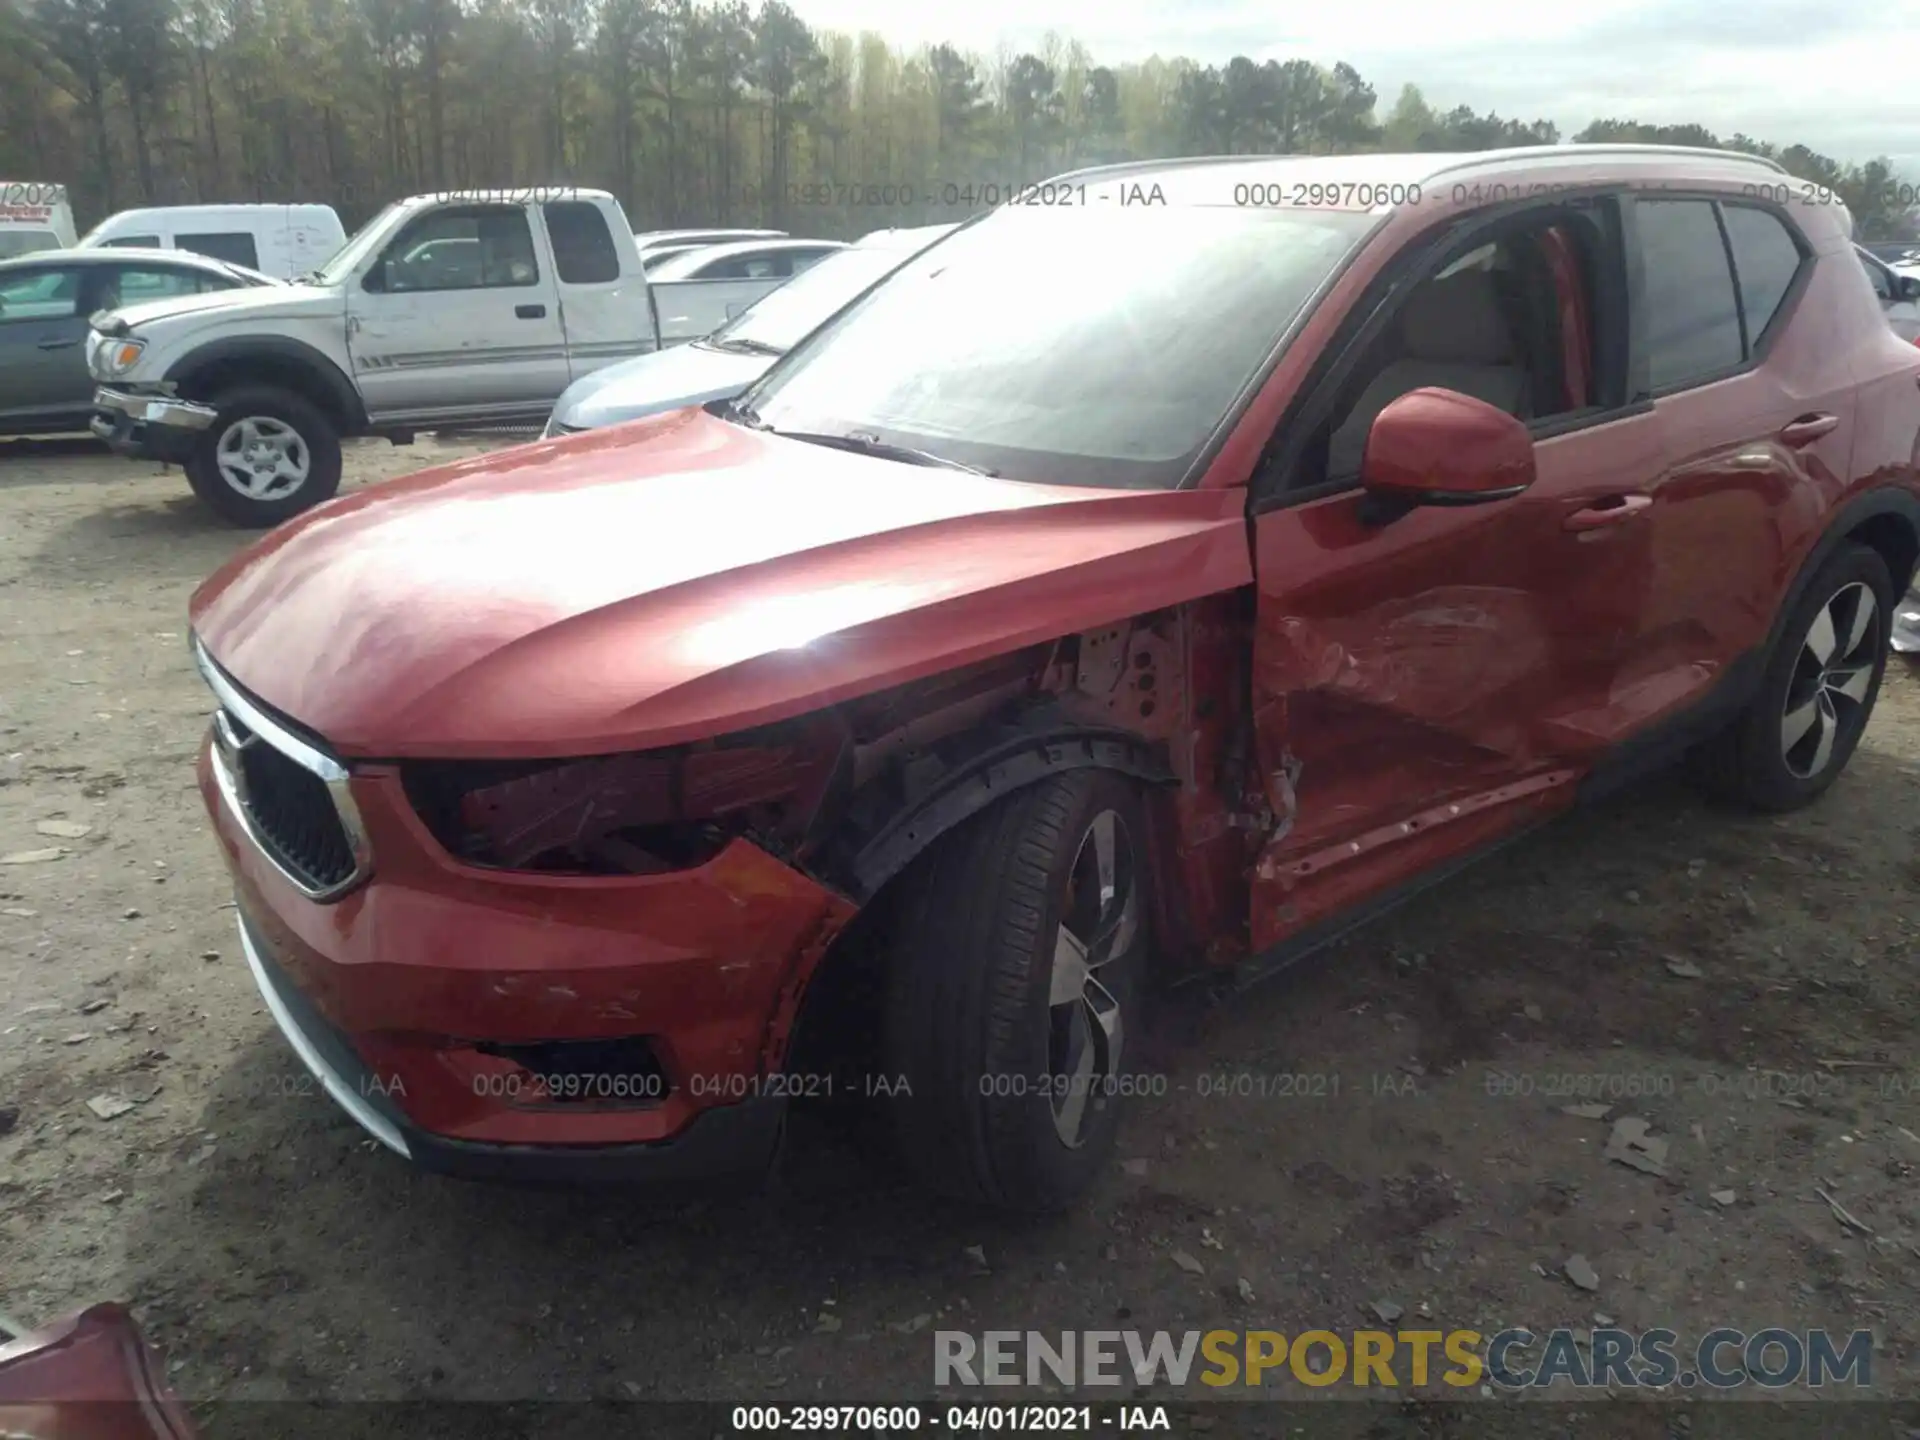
223 710 358 891
195 637 370 901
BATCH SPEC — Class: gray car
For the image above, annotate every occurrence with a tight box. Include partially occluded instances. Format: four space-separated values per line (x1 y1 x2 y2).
543 223 957 438
0 247 278 437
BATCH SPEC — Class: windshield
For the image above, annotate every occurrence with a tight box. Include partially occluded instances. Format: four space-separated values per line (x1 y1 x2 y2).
310 202 405 284
707 241 936 354
0 231 61 259
738 202 1376 489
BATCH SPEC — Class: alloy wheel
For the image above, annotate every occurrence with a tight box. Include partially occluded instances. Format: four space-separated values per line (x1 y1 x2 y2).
1045 808 1137 1147
1782 580 1878 780
215 416 311 501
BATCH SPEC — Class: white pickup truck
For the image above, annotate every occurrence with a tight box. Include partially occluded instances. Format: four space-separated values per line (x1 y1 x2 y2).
88 187 809 526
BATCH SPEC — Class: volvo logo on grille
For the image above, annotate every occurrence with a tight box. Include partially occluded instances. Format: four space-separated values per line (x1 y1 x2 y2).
211 706 258 808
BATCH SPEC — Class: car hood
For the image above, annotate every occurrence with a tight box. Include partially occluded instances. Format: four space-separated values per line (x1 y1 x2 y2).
107 282 341 334
189 409 1251 758
553 342 770 432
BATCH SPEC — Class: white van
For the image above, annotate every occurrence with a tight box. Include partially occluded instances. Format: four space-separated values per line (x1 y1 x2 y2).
77 203 346 279
0 182 78 259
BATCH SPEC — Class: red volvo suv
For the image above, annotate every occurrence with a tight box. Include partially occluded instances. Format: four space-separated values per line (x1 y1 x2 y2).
188 146 1920 1211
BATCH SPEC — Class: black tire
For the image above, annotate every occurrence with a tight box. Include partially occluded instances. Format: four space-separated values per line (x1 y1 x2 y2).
184 387 342 528
1693 541 1893 811
880 769 1152 1212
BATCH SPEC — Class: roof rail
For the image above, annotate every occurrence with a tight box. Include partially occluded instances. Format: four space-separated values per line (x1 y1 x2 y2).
1436 142 1789 177
1039 154 1277 187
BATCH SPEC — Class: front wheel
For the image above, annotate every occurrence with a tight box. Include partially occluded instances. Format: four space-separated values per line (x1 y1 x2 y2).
880 769 1152 1212
184 387 343 528
1693 541 1893 811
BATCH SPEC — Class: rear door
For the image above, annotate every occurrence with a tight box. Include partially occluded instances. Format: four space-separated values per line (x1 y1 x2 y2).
540 199 655 381
0 261 90 424
1622 195 1847 716
346 203 569 421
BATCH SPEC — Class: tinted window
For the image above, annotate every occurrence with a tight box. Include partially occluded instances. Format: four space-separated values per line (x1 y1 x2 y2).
544 201 620 284
374 207 538 291
1637 199 1743 391
1721 206 1803 346
743 204 1375 489
177 231 261 269
102 235 161 249
0 267 81 321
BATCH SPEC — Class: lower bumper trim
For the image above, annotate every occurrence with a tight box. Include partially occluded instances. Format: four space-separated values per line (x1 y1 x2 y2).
236 914 412 1158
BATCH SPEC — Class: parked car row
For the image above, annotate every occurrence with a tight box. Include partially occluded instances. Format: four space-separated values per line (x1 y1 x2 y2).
172 144 1920 1213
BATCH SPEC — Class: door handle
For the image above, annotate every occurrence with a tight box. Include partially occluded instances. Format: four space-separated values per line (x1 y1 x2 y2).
1564 494 1653 531
37 337 80 350
515 304 547 319
1779 412 1839 448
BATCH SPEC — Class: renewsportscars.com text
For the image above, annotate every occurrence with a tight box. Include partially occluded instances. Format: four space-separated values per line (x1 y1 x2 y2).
935 1327 1872 1390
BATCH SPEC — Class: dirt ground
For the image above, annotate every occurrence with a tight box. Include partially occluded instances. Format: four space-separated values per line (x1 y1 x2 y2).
5 434 1920 1433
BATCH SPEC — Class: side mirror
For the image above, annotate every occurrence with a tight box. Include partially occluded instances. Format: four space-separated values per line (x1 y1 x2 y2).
1360 387 1535 511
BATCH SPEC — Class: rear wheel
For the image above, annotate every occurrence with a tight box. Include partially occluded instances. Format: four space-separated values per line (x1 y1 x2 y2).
1694 541 1892 811
185 386 342 528
880 769 1151 1212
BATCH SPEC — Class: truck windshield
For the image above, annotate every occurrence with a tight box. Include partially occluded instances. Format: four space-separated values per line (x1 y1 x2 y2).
310 202 405 284
736 200 1377 490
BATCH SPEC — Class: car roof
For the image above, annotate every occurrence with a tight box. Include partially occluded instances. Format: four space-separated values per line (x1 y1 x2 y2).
1043 143 1793 195
95 203 339 220
646 237 851 276
635 227 787 247
0 246 278 279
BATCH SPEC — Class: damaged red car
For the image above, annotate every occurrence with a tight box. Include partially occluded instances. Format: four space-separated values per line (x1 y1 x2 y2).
188 146 1920 1211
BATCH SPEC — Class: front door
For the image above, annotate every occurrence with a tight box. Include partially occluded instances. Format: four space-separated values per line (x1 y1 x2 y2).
0 262 90 425
346 203 569 422
1243 198 1663 951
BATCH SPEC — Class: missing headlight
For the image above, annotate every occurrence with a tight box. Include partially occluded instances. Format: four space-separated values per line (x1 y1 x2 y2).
402 721 849 875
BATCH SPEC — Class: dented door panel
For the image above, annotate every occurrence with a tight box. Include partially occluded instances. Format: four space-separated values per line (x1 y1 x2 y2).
1245 412 1664 950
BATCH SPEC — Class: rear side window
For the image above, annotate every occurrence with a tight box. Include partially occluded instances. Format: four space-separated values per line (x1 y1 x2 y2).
102 235 161 249
1719 205 1805 348
544 202 620 284
1636 198 1743 392
177 231 261 270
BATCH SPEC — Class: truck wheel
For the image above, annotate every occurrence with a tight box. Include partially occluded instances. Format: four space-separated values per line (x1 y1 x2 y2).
185 387 342 528
1692 541 1893 811
880 769 1152 1212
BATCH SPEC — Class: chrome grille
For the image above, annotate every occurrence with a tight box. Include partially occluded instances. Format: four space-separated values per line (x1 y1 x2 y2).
195 638 370 901
218 709 357 890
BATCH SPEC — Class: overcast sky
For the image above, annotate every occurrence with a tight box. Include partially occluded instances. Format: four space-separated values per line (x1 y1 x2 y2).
784 0 1919 174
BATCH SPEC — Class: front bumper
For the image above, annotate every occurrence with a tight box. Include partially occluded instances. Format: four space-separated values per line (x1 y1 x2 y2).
90 386 216 463
235 908 789 1186
192 663 857 1183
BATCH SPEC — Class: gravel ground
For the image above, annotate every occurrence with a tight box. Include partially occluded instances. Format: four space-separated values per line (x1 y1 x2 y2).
4 434 1920 1436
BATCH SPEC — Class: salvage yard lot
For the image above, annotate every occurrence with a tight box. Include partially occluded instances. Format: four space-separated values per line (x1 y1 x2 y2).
5 435 1920 1423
